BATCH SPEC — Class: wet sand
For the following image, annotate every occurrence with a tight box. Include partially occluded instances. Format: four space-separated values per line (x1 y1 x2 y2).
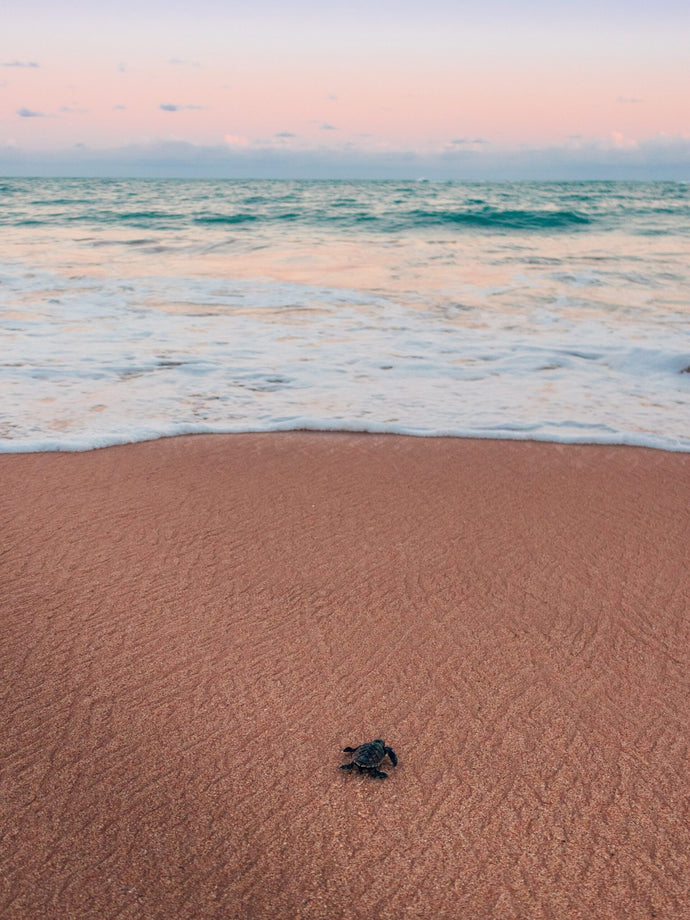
1 433 688 919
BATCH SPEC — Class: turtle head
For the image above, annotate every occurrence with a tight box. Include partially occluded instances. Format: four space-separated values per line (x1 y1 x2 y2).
374 738 384 746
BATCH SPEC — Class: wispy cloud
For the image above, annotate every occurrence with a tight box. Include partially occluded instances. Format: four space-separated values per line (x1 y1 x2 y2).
168 58 201 67
60 106 88 114
159 103 205 112
17 107 46 118
449 137 488 146
275 131 297 138
113 104 127 110
617 96 643 104
319 123 337 130
3 60 40 68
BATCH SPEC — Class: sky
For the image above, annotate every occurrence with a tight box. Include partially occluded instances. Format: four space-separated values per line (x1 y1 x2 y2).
1 0 689 178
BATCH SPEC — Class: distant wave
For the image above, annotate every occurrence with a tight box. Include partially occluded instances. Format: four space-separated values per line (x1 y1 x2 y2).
194 213 260 225
405 207 592 230
194 206 593 231
88 210 186 223
3 180 690 236
4 207 595 233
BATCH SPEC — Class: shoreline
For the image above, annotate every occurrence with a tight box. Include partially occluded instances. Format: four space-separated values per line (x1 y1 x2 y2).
2 432 688 919
3 424 690 456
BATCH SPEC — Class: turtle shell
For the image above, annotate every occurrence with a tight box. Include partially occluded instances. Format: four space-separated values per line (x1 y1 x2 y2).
352 740 386 768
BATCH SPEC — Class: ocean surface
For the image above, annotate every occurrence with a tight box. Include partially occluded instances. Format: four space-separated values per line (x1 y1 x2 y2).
1 178 689 452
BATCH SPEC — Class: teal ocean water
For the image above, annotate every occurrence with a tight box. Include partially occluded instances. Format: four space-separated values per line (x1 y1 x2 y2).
1 178 688 451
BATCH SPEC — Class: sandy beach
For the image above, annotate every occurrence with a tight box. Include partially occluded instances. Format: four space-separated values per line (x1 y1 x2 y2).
1 432 688 920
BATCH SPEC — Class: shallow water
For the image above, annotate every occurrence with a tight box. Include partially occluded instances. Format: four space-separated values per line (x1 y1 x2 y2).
1 178 689 451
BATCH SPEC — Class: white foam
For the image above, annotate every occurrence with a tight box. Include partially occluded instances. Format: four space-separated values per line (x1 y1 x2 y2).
2 263 689 454
4 419 688 455
2 179 690 455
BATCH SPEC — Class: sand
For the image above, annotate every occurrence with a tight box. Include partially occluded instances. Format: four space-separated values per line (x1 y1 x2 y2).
1 433 688 920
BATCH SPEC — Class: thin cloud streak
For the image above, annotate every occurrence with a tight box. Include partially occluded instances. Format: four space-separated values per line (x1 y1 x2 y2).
159 103 205 111
449 138 488 146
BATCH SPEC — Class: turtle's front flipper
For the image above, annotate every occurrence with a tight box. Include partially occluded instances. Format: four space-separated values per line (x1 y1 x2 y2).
342 746 357 752
370 769 388 779
385 746 398 767
340 763 354 771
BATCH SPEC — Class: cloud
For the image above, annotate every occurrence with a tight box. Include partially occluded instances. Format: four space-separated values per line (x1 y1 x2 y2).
224 134 249 147
327 94 338 101
319 123 337 130
159 103 205 112
0 135 688 181
450 137 487 145
113 104 127 110
2 60 39 68
617 96 643 104
17 107 46 118
168 58 201 67
117 63 127 73
611 131 638 149
447 138 488 150
275 131 297 138
60 106 88 114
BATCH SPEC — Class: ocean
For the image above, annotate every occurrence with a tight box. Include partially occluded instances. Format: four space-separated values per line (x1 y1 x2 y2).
1 178 688 452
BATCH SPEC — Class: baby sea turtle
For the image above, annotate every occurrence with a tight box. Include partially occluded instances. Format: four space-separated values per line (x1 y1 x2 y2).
340 739 398 778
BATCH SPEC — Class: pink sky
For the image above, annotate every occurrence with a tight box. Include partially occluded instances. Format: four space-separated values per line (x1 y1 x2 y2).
2 0 689 176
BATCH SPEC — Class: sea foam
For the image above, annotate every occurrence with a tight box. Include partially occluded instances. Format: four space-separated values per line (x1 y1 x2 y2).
1 179 689 453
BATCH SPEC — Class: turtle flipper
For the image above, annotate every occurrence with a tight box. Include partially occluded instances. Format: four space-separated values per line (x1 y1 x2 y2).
342 746 357 753
384 746 398 767
370 769 388 779
340 763 354 771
